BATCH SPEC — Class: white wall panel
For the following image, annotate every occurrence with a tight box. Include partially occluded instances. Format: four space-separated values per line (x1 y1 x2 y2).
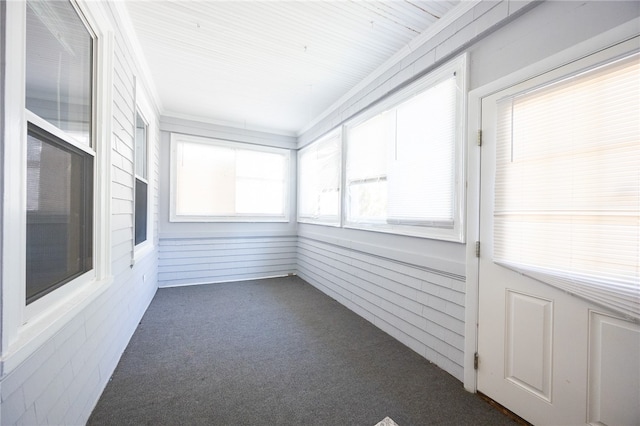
158 236 297 287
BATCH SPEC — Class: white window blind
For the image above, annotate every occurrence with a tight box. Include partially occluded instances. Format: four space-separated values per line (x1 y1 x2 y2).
388 76 456 226
346 112 390 222
345 73 459 230
494 53 640 319
298 130 341 224
173 137 289 221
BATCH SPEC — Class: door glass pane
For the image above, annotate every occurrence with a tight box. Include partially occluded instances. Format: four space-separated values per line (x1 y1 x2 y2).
26 0 92 145
494 53 640 318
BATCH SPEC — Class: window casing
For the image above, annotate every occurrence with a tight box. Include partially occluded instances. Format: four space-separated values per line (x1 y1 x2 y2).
297 129 341 225
344 54 466 241
171 134 291 222
25 0 95 304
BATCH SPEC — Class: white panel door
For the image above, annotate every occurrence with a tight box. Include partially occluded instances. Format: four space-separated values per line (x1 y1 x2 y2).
477 39 640 425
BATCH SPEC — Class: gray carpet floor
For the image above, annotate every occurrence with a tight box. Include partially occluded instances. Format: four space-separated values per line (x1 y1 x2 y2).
88 276 516 425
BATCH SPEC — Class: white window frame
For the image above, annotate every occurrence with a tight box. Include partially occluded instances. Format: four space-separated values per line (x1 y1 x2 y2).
1 0 113 367
297 128 342 226
133 85 154 260
170 133 291 223
343 54 467 242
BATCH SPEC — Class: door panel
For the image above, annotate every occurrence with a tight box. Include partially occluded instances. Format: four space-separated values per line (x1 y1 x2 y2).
505 290 553 401
476 38 640 425
587 312 640 425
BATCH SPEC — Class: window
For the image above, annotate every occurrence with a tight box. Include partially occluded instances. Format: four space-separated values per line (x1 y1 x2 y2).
344 55 466 241
134 111 148 246
171 134 290 222
297 129 341 225
26 124 93 303
25 0 94 304
494 52 640 318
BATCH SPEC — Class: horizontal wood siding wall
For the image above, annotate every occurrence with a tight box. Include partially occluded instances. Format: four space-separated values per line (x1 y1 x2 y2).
297 235 465 381
0 4 160 424
158 236 297 287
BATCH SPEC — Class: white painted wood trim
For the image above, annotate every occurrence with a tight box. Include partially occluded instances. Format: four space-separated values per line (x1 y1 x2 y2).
298 233 464 280
1 0 27 355
463 86 482 392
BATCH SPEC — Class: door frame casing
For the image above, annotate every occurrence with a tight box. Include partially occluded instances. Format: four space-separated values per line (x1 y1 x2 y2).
462 19 640 393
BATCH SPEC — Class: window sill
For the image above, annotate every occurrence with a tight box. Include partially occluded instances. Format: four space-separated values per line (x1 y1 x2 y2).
170 215 290 223
344 221 465 243
297 217 341 227
1 275 113 376
133 240 155 264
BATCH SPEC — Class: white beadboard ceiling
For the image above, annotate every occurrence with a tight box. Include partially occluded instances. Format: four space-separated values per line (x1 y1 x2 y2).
123 0 462 135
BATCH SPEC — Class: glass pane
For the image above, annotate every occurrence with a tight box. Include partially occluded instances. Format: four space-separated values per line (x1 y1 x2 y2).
298 149 319 217
298 133 341 221
26 0 92 145
389 77 456 223
494 54 640 287
348 180 388 222
175 142 236 216
236 178 284 215
347 113 390 181
135 112 148 179
135 178 148 245
236 150 285 180
26 126 93 303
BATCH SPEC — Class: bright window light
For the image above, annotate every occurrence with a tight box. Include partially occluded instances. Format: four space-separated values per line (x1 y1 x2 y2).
172 135 290 222
344 54 466 240
494 52 640 319
298 129 341 224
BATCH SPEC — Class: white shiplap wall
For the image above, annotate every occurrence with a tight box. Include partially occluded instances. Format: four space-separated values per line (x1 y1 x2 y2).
297 235 466 378
0 2 160 424
158 236 297 287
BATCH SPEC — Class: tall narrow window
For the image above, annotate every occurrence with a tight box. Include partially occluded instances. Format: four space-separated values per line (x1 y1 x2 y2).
25 0 94 304
171 134 290 222
298 130 341 225
344 55 465 240
494 53 640 318
134 111 148 246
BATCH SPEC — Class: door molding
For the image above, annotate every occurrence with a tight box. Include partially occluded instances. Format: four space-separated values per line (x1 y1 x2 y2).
462 19 640 392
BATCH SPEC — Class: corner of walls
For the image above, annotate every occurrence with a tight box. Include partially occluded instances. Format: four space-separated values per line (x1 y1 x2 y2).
157 117 298 288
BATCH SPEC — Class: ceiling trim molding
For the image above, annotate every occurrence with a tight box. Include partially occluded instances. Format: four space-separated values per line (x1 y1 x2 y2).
161 111 299 139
